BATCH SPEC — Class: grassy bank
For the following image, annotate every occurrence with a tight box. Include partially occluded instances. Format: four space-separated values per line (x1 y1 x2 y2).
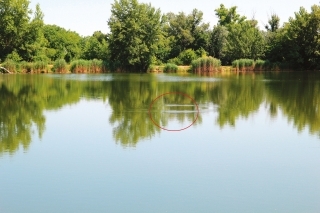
0 59 109 73
1 58 307 74
231 59 295 72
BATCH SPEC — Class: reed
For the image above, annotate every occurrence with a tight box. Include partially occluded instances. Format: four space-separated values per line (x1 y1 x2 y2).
254 59 265 71
2 60 19 73
70 59 89 73
163 63 178 72
70 59 108 73
232 59 255 71
20 61 32 73
52 59 68 73
33 61 49 73
190 57 221 73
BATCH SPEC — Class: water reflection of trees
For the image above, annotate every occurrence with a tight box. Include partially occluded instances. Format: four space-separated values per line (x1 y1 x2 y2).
0 83 45 154
108 76 161 145
1 72 320 154
265 72 320 135
0 75 110 155
210 74 264 127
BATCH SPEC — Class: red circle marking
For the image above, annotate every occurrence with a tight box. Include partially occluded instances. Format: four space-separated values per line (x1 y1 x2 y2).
148 92 199 131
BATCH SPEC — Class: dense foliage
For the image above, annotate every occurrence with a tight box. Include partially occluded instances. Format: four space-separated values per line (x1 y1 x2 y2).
1 0 320 71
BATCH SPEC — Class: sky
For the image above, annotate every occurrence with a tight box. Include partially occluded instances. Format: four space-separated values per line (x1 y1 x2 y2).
29 0 319 36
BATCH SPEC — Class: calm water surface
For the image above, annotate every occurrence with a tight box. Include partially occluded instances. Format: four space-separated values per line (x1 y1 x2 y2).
0 72 320 213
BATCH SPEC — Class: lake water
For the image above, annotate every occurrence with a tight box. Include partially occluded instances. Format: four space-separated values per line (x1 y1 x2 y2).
0 72 320 213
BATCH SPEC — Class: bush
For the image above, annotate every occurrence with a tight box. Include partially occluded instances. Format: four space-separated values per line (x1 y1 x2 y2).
177 49 198 65
190 57 221 73
6 51 22 62
163 63 178 72
167 57 183 66
167 49 199 66
53 59 67 73
195 48 208 58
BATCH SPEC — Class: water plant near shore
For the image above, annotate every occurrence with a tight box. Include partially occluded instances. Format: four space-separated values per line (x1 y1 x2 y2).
2 60 19 73
33 61 49 73
70 59 108 73
190 57 221 73
232 59 255 71
52 59 67 73
231 59 293 71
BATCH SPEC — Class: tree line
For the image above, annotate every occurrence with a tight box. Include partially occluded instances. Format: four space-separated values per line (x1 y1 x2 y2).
1 0 320 72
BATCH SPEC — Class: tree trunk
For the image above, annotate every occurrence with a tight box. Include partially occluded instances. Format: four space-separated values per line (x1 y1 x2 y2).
0 67 12 74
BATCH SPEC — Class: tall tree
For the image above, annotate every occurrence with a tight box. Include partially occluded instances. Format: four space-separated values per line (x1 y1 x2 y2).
209 25 229 63
164 9 210 59
213 4 265 64
0 0 31 60
80 31 109 60
107 0 164 72
43 25 81 62
214 4 245 27
266 5 320 69
265 14 280 32
21 4 48 61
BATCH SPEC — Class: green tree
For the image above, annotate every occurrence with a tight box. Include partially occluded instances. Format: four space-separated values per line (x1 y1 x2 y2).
81 31 109 60
0 0 31 60
43 25 81 62
265 14 280 32
165 9 210 59
285 5 320 69
209 25 229 63
21 4 48 61
213 4 265 64
107 0 164 72
214 4 245 27
266 5 320 69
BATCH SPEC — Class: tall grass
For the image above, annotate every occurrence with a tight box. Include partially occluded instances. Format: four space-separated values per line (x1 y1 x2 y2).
232 59 255 71
33 61 49 73
52 59 67 73
20 61 32 73
163 63 178 72
70 59 108 73
2 60 19 73
231 59 291 71
1 60 49 73
191 57 221 73
70 59 89 73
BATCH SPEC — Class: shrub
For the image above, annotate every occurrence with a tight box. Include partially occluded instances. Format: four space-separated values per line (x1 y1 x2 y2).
6 51 22 62
178 49 198 65
163 63 178 72
167 57 183 66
